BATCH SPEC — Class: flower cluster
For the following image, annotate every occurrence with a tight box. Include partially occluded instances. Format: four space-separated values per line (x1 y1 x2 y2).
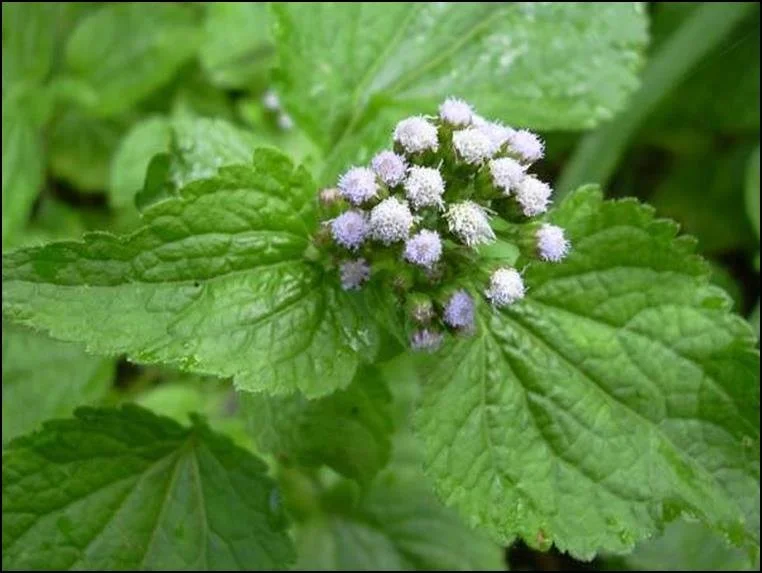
317 98 570 352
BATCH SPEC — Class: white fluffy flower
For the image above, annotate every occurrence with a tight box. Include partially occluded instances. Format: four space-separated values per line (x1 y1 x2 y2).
262 90 280 110
489 157 526 195
403 230 443 269
445 201 495 247
394 116 439 154
536 224 570 262
509 129 544 163
371 150 407 186
515 176 552 217
485 267 525 307
403 166 445 210
452 128 495 165
439 97 473 127
473 115 514 152
369 197 414 245
338 166 379 205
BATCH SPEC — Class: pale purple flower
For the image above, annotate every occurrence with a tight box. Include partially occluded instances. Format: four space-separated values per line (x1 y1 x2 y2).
453 128 495 165
509 129 544 163
340 259 370 290
489 157 525 195
515 176 552 217
445 201 495 247
369 197 414 245
403 230 443 269
485 268 525 308
393 116 439 154
410 328 444 352
403 166 445 210
371 150 407 186
330 210 368 250
473 115 515 152
443 290 475 329
439 97 473 127
338 166 378 205
536 224 570 262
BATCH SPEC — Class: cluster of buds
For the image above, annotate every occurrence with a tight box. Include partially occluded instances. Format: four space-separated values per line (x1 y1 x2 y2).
315 98 570 352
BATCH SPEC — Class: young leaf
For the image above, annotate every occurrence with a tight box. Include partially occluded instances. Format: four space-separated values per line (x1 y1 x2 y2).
415 186 760 560
2 324 115 443
1 93 44 246
2 149 378 397
294 475 504 571
63 3 202 116
2 405 295 570
272 3 647 156
244 365 394 484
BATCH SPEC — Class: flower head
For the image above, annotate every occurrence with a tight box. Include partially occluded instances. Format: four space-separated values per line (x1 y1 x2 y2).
515 176 552 217
439 97 473 127
536 224 570 262
319 187 341 206
473 115 514 152
369 197 414 245
410 328 444 352
393 116 439 154
404 166 445 210
445 201 496 246
489 157 525 195
340 259 371 290
330 210 368 250
509 129 544 164
443 290 475 329
371 150 407 187
485 268 525 307
403 229 443 269
453 128 495 165
338 166 379 205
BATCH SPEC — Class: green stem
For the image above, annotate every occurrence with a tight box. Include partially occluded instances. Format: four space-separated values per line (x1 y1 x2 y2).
556 2 757 199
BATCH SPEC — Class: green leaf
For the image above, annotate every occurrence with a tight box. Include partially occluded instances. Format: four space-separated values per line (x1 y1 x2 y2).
614 519 757 571
49 108 129 193
2 2 61 89
244 366 394 484
2 324 114 444
200 2 272 89
64 3 202 116
2 92 44 246
3 149 378 398
746 145 760 240
110 116 172 209
2 405 295 570
273 3 647 167
415 186 760 560
294 474 504 571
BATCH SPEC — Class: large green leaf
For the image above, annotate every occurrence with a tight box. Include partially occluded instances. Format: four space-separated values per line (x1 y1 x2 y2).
746 145 760 240
2 2 61 89
3 149 378 397
1 93 44 246
273 2 647 172
2 405 295 570
415 187 760 560
2 324 114 444
245 366 394 484
64 3 202 116
199 2 272 89
294 474 504 571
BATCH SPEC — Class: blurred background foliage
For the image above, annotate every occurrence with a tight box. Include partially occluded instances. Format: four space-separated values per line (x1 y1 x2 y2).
2 2 759 570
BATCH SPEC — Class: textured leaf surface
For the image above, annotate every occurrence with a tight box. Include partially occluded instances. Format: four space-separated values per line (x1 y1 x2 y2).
2 149 378 397
2 324 114 444
273 3 647 161
64 3 201 115
294 474 504 571
415 187 760 559
1 93 44 246
2 405 294 570
245 366 394 483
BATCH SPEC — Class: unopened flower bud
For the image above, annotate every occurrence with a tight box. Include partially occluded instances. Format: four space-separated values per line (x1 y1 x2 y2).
319 187 341 206
408 294 435 324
